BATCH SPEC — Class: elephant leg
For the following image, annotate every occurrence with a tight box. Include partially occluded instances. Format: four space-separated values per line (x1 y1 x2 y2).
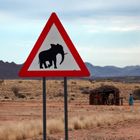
43 62 47 68
53 57 57 69
48 60 52 68
40 62 43 69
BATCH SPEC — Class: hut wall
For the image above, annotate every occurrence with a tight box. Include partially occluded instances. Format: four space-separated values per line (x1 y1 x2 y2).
89 93 94 105
89 86 120 105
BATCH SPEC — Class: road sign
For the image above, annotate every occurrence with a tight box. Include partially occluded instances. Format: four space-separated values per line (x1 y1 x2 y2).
19 12 90 77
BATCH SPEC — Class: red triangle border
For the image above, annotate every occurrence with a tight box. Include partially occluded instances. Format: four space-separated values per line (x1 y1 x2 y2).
19 12 90 77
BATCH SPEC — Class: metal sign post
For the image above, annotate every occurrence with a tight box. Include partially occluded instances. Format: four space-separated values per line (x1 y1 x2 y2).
43 77 47 140
18 12 90 140
64 77 68 140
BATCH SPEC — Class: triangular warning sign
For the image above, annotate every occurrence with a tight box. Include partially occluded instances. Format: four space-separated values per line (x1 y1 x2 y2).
19 13 90 77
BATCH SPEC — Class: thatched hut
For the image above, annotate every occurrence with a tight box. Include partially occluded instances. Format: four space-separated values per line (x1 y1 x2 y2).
89 85 120 105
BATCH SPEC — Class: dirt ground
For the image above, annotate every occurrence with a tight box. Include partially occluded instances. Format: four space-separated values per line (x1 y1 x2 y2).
0 80 140 140
52 119 140 140
0 100 140 140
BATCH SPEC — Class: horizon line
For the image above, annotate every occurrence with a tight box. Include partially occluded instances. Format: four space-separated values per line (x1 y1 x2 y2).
0 60 140 68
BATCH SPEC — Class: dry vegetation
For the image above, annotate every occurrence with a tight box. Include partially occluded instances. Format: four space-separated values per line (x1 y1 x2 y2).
0 79 140 140
0 79 140 101
0 112 140 140
0 120 42 140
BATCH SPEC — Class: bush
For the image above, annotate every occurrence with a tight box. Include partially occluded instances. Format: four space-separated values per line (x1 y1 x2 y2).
16 94 26 99
54 92 63 97
133 88 140 100
11 86 19 94
79 87 90 94
71 81 77 85
4 96 9 99
11 86 26 99
88 79 95 83
0 79 4 85
70 97 75 101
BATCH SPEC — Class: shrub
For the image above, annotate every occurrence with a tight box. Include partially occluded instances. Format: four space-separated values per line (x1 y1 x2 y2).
54 92 64 97
69 97 75 101
71 81 77 85
0 120 42 140
80 87 90 94
100 83 105 87
47 119 64 134
71 94 75 97
133 88 140 100
30 97 34 100
0 113 140 139
135 86 139 88
11 86 19 94
17 94 26 99
88 79 95 83
0 79 4 85
11 86 26 99
4 96 9 99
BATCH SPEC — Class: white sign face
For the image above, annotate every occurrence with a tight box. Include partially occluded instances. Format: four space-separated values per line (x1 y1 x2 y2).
28 24 80 71
19 13 90 77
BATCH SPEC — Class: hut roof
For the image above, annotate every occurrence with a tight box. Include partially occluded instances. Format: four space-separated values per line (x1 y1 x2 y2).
90 85 119 94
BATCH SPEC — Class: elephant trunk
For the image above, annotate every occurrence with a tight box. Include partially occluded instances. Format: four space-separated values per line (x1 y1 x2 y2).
59 49 65 65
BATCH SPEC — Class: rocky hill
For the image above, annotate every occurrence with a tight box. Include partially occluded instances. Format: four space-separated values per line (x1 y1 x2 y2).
86 62 140 77
0 60 140 79
0 60 22 79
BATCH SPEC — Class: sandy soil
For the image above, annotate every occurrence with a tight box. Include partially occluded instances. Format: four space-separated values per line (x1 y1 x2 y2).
0 101 42 126
0 100 140 140
1 80 140 140
50 120 140 140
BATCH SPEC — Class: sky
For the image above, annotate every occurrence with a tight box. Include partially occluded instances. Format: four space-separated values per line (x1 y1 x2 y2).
0 0 140 67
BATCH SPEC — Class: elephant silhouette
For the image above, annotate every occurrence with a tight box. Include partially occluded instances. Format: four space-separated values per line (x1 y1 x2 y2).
38 44 65 69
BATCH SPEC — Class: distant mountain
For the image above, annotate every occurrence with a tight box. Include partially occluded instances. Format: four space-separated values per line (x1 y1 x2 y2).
85 62 140 77
0 60 140 79
0 60 22 79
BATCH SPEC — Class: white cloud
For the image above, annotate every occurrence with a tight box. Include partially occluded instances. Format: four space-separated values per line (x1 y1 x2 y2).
80 16 140 33
0 0 140 66
0 0 140 20
78 46 140 67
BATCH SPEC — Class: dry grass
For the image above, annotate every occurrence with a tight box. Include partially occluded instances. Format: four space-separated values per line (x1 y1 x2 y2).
69 112 140 130
1 79 140 101
0 120 42 140
0 112 140 140
1 79 140 139
47 118 64 134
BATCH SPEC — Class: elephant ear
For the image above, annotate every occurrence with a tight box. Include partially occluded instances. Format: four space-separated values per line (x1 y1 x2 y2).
50 44 56 49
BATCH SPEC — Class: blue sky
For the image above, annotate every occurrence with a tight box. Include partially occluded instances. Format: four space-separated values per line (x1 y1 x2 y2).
0 0 140 67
